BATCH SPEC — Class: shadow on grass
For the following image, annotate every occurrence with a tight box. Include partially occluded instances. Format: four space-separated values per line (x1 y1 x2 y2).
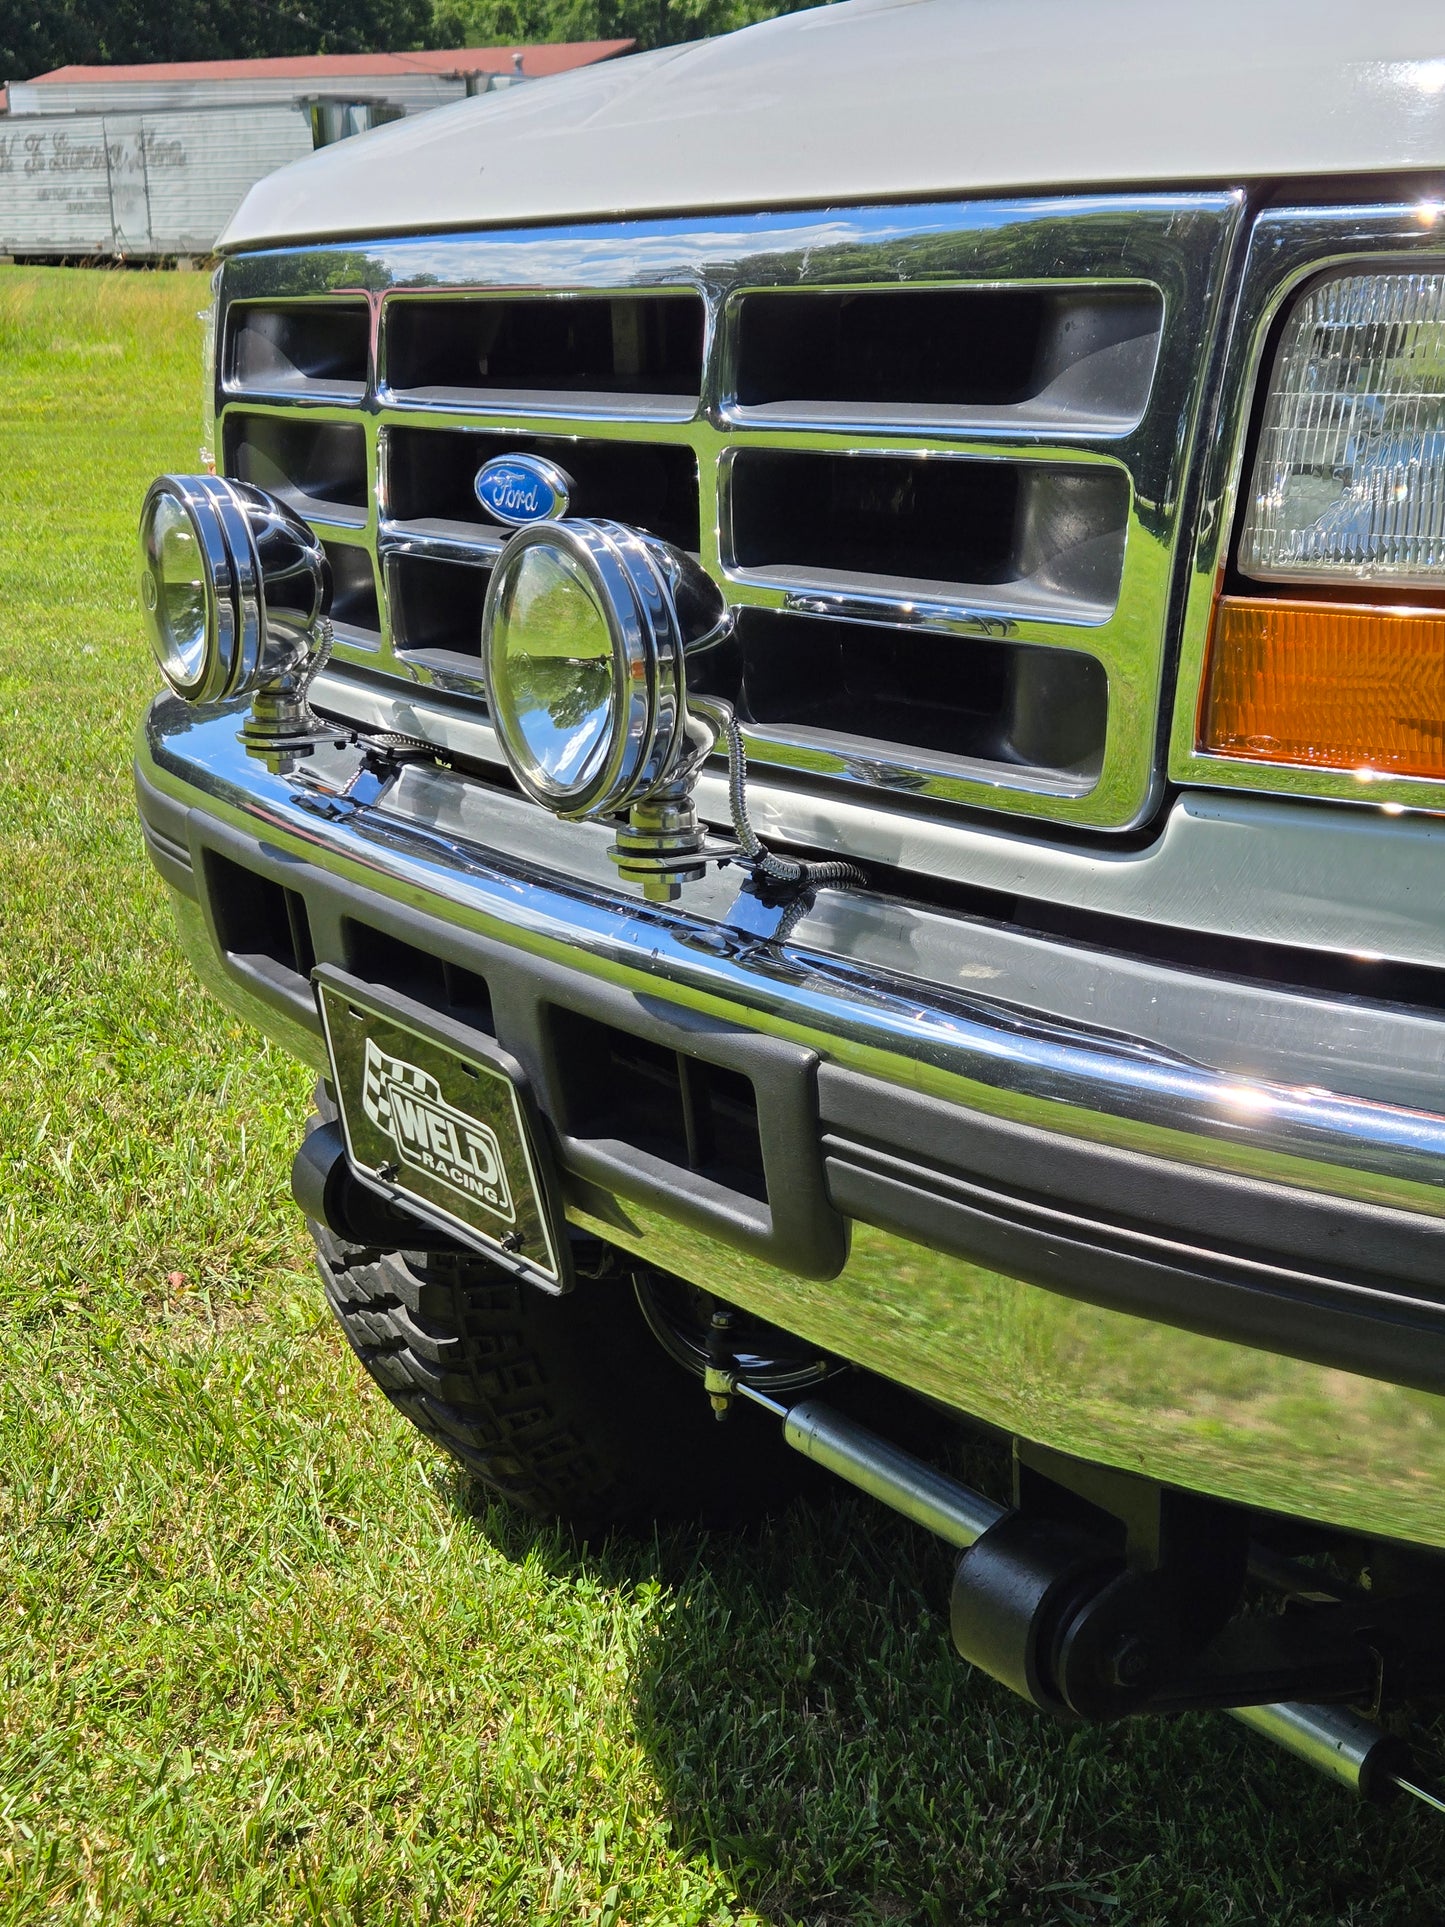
444 1466 1445 1927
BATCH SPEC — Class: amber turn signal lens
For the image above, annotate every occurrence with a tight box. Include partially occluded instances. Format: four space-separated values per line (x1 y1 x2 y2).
1200 596 1445 779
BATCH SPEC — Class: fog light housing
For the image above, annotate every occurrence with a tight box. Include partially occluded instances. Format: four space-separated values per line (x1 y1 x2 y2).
138 475 331 718
482 519 726 822
481 519 861 904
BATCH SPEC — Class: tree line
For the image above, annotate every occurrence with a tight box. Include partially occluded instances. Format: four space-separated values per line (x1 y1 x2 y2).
1 0 823 86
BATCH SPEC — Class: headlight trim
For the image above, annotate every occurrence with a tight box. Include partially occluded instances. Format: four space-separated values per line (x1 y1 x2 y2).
1168 203 1445 814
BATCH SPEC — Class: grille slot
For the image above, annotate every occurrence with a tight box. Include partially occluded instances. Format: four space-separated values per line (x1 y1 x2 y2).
384 427 700 551
321 542 381 640
224 412 368 524
226 301 369 398
388 553 491 661
207 852 314 984
694 608 1106 787
343 920 495 1031
549 1007 767 1203
732 284 1162 432
382 293 706 414
727 451 1128 622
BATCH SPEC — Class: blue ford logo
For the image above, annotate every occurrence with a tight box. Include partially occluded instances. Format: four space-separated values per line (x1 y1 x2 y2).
474 454 573 526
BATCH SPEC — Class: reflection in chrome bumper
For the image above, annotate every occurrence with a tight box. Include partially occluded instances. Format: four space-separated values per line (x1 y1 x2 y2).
138 696 1445 1550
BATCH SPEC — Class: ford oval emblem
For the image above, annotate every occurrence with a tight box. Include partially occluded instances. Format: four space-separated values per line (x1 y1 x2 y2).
474 453 573 526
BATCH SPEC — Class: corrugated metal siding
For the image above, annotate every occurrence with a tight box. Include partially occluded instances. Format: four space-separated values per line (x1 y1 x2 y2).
139 107 315 251
6 76 467 115
0 116 115 251
0 104 314 255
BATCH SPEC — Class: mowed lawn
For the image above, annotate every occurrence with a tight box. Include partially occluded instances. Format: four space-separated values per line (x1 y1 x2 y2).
2 266 1444 1926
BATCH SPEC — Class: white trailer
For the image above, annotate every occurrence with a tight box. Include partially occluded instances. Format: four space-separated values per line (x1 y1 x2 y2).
3 68 506 119
0 103 316 258
0 44 631 260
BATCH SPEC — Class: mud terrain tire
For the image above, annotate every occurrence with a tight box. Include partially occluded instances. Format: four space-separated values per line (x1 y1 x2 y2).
310 1201 803 1534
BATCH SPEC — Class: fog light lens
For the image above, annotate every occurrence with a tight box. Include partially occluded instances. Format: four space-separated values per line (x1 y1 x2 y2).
139 477 239 700
140 487 214 693
488 540 619 804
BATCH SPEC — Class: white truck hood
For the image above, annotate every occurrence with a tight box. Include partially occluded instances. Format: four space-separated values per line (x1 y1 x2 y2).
222 0 1445 250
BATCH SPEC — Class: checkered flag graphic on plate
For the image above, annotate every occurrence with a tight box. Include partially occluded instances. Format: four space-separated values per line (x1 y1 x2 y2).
362 1037 442 1139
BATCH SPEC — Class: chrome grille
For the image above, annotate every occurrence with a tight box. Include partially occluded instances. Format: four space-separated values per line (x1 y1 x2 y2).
217 193 1243 833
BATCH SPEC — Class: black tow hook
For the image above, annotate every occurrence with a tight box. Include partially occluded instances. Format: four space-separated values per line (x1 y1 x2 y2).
291 1118 467 1253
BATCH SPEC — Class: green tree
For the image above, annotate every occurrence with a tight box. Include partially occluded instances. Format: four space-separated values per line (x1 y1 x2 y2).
0 0 65 80
428 0 827 54
1 0 824 87
1 0 433 85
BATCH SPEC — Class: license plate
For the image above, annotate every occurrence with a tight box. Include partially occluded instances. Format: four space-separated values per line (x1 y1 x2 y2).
314 965 568 1293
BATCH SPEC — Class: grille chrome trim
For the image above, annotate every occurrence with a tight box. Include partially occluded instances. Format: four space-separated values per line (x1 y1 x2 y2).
221 410 370 532
378 518 505 566
217 193 1245 832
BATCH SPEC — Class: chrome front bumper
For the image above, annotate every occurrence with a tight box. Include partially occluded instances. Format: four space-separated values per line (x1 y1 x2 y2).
138 696 1445 1550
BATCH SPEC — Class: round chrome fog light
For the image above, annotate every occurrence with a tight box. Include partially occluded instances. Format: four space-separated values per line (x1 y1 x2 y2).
481 520 727 820
480 516 858 904
138 475 330 704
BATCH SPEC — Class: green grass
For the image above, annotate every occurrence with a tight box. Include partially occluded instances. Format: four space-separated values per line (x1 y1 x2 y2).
2 264 1445 1924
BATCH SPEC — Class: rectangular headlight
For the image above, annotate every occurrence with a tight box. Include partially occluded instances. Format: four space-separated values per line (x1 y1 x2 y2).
1238 271 1445 586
